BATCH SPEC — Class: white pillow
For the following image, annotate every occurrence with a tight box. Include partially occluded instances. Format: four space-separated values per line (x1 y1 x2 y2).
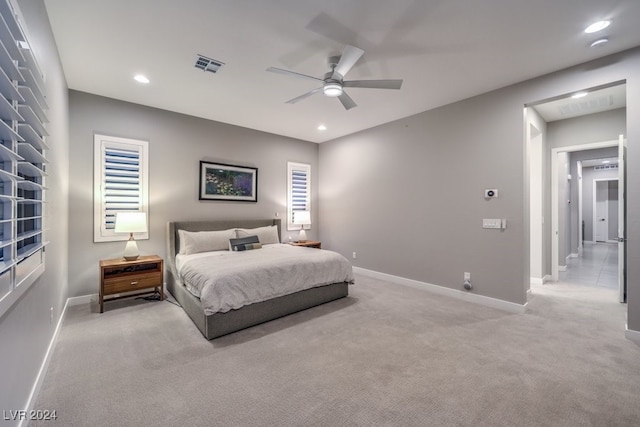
236 225 280 245
178 228 237 255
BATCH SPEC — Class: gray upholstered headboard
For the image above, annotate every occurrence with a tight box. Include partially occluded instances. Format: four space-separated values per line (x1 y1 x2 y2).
166 218 282 278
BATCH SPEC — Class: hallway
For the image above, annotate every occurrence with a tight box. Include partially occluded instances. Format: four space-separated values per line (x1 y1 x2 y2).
559 242 619 289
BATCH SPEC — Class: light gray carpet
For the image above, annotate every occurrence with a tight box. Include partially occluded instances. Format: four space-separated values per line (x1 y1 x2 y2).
30 274 640 426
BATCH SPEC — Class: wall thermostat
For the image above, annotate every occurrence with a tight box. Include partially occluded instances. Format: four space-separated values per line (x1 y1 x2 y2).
484 189 498 198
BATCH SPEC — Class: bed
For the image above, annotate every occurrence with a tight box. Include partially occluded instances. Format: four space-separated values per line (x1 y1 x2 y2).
166 219 353 339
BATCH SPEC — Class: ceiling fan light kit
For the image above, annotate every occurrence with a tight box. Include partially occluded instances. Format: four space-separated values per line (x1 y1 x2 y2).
266 44 403 110
323 82 343 97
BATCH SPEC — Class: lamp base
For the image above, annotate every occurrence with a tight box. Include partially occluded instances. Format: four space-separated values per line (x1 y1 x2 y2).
298 228 307 243
123 237 140 261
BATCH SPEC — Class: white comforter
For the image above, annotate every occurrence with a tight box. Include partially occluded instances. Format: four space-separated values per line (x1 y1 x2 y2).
176 244 354 315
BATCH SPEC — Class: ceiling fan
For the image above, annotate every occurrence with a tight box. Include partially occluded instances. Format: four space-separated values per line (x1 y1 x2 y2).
266 45 403 110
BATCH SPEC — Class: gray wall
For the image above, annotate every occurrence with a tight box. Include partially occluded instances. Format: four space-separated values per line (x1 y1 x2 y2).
68 91 318 297
319 88 527 304
0 0 69 423
319 47 640 333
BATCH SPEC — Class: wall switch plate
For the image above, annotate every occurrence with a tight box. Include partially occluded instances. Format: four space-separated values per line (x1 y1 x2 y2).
352 252 357 259
464 272 471 281
483 218 502 229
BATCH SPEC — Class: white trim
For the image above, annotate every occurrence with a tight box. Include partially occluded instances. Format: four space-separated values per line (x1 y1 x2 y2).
530 277 544 285
625 325 640 344
68 294 94 306
354 267 527 314
18 297 70 427
93 133 149 243
593 178 618 242
286 162 311 232
543 274 552 283
559 265 567 272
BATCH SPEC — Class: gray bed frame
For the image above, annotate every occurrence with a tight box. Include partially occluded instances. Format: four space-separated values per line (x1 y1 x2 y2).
166 218 349 340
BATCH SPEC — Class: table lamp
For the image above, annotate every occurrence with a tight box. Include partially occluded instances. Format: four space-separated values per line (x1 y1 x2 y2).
114 212 147 261
292 210 311 242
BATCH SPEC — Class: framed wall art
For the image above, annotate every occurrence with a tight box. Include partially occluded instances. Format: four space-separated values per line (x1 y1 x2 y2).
199 161 258 202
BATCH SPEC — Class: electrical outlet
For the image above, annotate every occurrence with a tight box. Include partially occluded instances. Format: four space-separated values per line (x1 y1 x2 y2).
464 272 471 281
352 252 357 259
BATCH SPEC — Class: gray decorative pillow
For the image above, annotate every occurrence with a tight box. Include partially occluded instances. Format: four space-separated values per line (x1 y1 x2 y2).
229 235 262 251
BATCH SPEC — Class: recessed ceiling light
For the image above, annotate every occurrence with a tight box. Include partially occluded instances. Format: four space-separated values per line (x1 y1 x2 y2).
317 124 327 131
590 38 609 48
571 92 588 99
134 74 150 84
584 20 610 34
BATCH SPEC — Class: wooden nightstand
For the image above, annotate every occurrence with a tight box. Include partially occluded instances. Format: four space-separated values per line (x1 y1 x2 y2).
290 240 322 249
99 255 164 313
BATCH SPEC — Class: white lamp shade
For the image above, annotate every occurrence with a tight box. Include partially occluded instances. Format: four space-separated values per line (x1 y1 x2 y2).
114 212 148 234
292 210 311 226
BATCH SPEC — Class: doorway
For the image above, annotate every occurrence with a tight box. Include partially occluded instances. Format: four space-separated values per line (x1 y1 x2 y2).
525 82 627 305
593 178 618 243
550 140 625 300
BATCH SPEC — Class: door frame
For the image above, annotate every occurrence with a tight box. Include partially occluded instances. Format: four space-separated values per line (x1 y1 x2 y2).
593 178 618 243
551 139 618 281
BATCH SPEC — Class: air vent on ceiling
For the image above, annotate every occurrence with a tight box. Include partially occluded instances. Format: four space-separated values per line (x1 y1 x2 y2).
594 164 618 170
195 54 225 73
558 95 613 116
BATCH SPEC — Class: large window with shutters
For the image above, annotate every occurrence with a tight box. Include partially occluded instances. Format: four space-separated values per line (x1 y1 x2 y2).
0 0 48 317
93 134 149 242
287 162 311 231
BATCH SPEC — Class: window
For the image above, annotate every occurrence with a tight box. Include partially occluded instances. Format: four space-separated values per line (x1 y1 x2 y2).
0 1 48 317
287 162 311 231
94 134 149 242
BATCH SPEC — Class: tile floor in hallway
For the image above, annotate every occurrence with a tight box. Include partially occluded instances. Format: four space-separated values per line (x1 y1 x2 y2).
559 242 619 289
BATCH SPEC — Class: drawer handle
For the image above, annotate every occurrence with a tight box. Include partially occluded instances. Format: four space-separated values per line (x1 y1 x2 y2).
131 281 138 285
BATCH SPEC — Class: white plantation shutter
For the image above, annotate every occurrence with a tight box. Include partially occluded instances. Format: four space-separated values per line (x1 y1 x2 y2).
287 162 311 231
94 134 149 242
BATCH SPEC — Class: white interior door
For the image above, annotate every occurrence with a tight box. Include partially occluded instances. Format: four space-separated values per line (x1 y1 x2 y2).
577 161 583 250
618 134 626 303
595 181 608 241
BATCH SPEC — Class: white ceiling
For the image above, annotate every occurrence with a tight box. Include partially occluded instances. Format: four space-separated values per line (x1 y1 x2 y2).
42 0 640 143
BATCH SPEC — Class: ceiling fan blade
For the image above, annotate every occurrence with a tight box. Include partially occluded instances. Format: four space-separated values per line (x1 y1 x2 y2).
338 91 357 110
285 87 323 104
266 67 323 83
332 45 364 79
343 79 403 90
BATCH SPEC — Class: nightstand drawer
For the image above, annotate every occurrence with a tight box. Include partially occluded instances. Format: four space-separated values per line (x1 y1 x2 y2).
103 273 162 294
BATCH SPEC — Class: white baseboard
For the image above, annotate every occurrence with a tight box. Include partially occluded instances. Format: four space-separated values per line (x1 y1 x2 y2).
567 253 578 260
19 297 71 427
625 325 640 344
353 267 526 314
558 265 567 272
543 275 552 284
530 277 544 286
68 294 95 306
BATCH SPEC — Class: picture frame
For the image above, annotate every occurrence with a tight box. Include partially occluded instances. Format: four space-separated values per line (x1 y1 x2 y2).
199 161 258 202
